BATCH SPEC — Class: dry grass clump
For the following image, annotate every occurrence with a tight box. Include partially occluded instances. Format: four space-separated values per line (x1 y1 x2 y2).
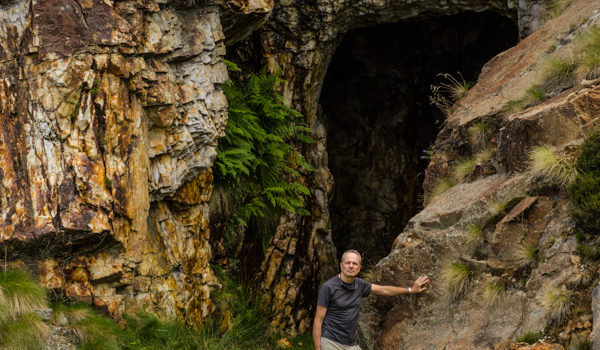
481 281 506 308
440 261 472 300
524 84 546 104
475 148 492 164
427 177 454 204
514 242 539 263
502 99 526 115
539 55 578 90
576 25 600 79
468 122 490 149
541 287 573 324
529 145 578 188
452 158 477 183
465 224 485 254
545 0 574 19
429 73 472 117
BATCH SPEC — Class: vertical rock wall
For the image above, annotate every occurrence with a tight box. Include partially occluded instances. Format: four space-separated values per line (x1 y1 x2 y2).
0 0 228 323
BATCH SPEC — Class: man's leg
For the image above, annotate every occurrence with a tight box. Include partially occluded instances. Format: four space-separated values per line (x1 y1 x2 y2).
321 337 362 350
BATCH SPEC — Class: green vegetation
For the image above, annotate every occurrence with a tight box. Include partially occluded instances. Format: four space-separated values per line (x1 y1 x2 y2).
576 244 600 260
484 197 525 229
481 281 505 308
544 0 574 19
515 242 538 263
427 177 454 204
541 287 573 324
502 99 525 115
0 270 49 350
539 56 578 89
575 340 593 350
213 62 314 248
515 331 542 344
569 130 600 234
429 73 472 117
465 223 484 254
528 145 577 188
440 261 472 300
468 122 490 149
524 84 546 104
576 26 600 73
452 157 476 183
474 148 492 164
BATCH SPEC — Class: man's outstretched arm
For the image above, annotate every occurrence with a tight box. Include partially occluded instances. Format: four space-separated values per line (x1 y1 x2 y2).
371 275 430 296
313 305 327 350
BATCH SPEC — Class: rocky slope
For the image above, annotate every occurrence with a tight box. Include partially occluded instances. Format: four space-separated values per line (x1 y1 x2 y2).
357 0 600 348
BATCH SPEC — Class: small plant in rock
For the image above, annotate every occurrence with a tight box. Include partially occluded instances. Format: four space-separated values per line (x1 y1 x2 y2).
465 223 485 255
52 303 123 348
481 281 505 308
440 261 472 300
468 122 491 149
515 331 542 344
452 157 477 183
429 73 472 117
539 55 578 90
515 242 539 263
576 244 600 260
529 145 578 188
426 177 454 204
576 26 600 78
575 339 593 350
541 286 573 324
544 0 574 19
502 99 526 115
524 84 546 104
475 148 492 164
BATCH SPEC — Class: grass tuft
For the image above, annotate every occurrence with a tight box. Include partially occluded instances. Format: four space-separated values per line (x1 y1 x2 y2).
575 339 593 350
481 281 505 308
427 177 454 203
545 0 574 19
515 331 542 344
541 287 573 324
502 99 526 115
539 55 578 90
475 148 492 164
576 26 600 76
0 270 47 322
529 145 578 188
514 242 539 263
524 84 546 104
0 312 50 350
468 122 491 149
440 261 472 300
452 157 477 183
465 224 485 255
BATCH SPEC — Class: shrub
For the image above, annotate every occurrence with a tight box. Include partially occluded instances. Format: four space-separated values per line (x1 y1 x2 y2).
529 145 578 188
569 130 600 234
440 261 472 300
427 177 454 203
515 331 542 344
214 63 314 249
452 157 477 183
468 122 490 149
541 287 573 324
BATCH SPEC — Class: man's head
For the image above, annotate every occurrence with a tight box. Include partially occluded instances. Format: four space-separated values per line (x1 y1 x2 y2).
340 249 362 280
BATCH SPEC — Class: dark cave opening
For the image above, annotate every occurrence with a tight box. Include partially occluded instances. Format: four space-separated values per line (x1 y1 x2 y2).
320 11 518 265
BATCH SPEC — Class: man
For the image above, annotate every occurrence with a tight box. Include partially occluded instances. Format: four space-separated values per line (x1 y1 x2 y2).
313 249 430 350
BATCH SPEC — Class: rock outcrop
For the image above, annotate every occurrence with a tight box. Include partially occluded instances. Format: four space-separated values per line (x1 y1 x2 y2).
358 0 600 348
0 0 233 323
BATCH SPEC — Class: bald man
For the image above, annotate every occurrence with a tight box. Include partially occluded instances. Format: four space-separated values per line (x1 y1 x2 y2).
313 250 430 350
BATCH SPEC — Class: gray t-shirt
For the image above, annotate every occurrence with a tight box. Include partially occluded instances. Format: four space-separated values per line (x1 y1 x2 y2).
317 275 372 345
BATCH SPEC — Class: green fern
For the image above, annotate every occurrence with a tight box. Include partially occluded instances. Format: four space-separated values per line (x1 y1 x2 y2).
214 67 314 250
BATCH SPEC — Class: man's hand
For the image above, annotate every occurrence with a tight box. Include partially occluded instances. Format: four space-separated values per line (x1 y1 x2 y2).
411 275 430 293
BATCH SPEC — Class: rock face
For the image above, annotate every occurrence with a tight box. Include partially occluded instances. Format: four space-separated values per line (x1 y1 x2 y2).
0 0 234 323
357 0 600 348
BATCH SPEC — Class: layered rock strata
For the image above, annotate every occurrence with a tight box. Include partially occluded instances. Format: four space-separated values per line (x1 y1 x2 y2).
0 0 231 323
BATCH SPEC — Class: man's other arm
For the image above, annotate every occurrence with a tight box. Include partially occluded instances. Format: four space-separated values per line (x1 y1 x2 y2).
371 275 430 296
313 305 327 350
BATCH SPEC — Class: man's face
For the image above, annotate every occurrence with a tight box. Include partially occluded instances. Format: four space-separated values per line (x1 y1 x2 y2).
340 252 362 278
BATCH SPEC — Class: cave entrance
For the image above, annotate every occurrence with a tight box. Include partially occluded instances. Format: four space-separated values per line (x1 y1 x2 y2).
320 11 518 265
